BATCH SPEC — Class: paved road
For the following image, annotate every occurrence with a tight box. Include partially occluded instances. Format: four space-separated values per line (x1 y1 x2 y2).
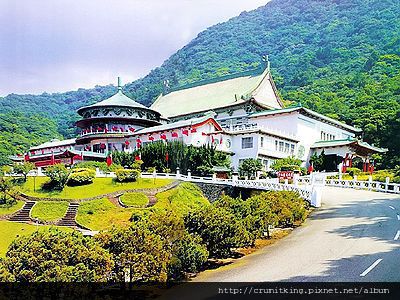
194 187 400 282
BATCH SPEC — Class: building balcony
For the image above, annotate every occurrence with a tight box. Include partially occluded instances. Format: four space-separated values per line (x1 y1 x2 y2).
224 123 298 141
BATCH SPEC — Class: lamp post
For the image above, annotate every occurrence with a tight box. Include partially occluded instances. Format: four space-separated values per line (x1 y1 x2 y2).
33 169 38 192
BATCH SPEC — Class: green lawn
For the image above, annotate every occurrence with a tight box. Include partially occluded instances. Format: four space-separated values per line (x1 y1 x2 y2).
31 201 69 222
17 177 174 200
76 198 138 231
120 192 149 208
0 201 24 216
0 221 72 257
153 182 209 215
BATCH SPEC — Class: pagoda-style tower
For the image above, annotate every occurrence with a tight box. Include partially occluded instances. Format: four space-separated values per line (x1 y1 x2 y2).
75 78 162 153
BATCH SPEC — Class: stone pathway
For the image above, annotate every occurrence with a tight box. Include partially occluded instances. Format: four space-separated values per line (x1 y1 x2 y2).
8 201 36 223
56 203 80 228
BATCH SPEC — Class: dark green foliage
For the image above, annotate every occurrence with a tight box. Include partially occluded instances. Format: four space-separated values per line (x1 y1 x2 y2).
133 141 230 175
115 169 140 183
184 205 250 258
238 158 263 179
67 168 96 186
0 177 15 205
271 156 302 172
44 164 70 190
12 162 35 182
309 151 326 172
0 229 114 282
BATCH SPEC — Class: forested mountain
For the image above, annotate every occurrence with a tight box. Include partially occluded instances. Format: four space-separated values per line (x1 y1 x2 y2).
0 0 399 166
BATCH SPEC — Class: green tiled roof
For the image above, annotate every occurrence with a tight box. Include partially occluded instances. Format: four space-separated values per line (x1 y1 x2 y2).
132 115 216 135
150 68 282 118
30 138 76 151
77 90 149 114
250 106 362 133
312 138 387 153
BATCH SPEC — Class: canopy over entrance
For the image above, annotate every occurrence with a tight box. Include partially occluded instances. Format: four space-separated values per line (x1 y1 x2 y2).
311 138 387 172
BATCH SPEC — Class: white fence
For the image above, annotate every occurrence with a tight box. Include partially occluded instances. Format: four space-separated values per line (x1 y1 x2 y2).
297 175 400 195
139 171 320 207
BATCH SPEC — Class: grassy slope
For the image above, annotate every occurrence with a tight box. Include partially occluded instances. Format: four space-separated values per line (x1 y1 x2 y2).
0 221 72 257
0 201 24 216
153 182 209 215
77 182 209 230
76 198 138 231
30 201 69 221
120 192 149 208
17 177 173 200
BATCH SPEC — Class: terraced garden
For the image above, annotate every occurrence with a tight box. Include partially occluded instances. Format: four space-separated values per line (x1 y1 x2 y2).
17 177 174 200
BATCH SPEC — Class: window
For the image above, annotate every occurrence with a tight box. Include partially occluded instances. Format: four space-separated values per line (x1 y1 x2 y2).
242 137 253 149
284 143 290 153
275 140 278 151
279 141 284 152
260 137 264 148
290 144 295 155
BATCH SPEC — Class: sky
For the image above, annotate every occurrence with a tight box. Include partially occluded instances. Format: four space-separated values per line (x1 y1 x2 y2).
0 0 269 96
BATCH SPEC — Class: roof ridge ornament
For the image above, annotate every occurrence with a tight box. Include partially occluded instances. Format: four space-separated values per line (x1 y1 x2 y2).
117 77 122 92
262 54 270 72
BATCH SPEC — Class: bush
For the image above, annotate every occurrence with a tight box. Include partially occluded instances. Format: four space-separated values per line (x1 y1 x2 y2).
115 169 140 182
238 158 263 179
184 205 250 258
44 164 70 190
67 168 95 186
346 167 361 177
168 233 208 279
271 157 302 172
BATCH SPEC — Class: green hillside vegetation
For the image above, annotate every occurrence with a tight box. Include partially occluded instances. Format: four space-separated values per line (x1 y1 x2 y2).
17 177 173 200
1 0 399 166
30 201 69 222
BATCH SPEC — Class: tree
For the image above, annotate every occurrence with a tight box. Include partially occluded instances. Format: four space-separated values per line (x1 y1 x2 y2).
96 221 170 283
184 205 249 258
13 162 35 182
238 158 263 179
309 151 326 172
271 156 302 172
0 229 114 282
0 177 15 205
44 164 70 190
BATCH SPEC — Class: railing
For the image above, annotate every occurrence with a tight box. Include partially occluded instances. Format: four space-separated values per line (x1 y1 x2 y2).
297 175 400 195
139 172 317 205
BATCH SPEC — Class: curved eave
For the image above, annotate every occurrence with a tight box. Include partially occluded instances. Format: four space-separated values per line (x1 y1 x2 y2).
77 104 161 118
75 117 161 128
75 133 128 144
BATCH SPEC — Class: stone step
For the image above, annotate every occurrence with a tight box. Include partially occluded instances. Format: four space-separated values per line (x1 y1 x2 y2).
8 201 36 222
56 202 79 228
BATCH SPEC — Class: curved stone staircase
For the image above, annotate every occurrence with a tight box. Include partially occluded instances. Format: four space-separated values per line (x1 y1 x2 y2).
8 201 36 223
56 203 79 227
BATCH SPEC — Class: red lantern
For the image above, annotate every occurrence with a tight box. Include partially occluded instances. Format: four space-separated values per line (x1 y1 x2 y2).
171 132 178 138
100 144 106 149
149 136 154 141
191 128 197 133
125 140 130 146
160 134 167 140
182 129 189 136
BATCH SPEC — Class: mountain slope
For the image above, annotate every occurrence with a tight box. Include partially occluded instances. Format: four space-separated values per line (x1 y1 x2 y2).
0 0 399 166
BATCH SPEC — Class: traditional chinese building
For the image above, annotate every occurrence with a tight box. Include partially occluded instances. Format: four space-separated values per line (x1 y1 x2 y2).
17 60 386 172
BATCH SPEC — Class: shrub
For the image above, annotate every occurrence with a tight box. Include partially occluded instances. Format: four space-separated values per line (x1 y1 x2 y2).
145 166 156 173
238 158 263 179
346 167 361 177
44 164 70 190
271 156 302 172
67 168 95 186
168 233 208 279
184 205 249 258
115 169 140 182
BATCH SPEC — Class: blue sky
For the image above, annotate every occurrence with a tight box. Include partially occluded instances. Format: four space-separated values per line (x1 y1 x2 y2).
0 0 269 96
